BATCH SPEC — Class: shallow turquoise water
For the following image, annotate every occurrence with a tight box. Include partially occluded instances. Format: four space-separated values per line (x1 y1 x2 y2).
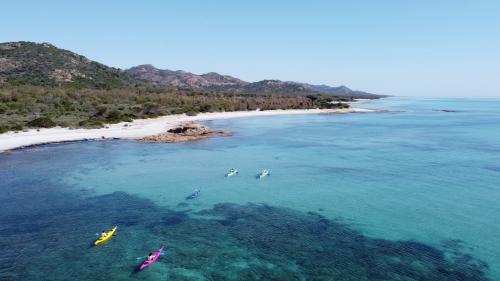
1 97 499 280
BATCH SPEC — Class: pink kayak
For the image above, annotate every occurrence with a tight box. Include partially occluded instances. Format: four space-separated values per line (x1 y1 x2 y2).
139 246 164 271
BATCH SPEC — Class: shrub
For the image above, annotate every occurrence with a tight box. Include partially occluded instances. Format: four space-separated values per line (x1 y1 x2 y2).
78 119 104 128
27 117 56 128
106 110 122 121
95 105 108 117
142 102 159 115
0 103 8 114
120 115 133 122
10 124 24 131
198 104 212 112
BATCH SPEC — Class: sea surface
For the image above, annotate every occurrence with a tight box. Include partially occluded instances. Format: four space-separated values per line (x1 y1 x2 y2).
1 97 499 280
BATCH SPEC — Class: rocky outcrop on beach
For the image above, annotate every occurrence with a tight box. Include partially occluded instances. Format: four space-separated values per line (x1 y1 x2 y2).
140 122 231 143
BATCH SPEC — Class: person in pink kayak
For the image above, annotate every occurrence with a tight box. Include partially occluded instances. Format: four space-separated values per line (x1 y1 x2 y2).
139 246 164 271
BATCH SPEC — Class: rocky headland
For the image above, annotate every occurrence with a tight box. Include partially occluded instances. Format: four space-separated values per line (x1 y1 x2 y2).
140 122 231 143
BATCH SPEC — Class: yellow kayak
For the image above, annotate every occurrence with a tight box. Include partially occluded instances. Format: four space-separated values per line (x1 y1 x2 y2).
94 226 117 246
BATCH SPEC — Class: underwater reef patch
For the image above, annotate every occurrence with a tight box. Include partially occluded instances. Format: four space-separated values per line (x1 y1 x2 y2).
0 184 493 280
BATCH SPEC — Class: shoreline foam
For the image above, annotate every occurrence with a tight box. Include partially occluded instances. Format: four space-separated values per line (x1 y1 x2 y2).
0 108 378 152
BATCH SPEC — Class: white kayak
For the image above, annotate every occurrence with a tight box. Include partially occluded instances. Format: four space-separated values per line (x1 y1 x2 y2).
225 169 238 177
258 169 270 179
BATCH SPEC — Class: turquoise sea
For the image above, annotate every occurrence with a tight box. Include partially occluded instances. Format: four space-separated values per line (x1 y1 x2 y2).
1 97 499 280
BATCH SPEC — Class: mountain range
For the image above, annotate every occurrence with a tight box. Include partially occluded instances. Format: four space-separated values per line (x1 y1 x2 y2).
127 64 382 98
0 41 383 98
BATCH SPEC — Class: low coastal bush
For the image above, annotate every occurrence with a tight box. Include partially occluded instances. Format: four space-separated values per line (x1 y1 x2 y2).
78 118 104 128
0 124 29 133
106 110 123 122
26 117 57 128
0 103 8 114
105 110 134 123
10 124 24 131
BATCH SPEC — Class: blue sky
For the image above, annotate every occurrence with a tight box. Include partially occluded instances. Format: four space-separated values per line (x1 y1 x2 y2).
1 0 499 97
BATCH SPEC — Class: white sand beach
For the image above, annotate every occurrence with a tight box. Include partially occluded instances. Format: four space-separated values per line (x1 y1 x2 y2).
0 108 376 152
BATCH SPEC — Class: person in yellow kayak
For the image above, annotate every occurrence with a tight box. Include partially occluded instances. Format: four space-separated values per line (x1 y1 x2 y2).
147 253 154 261
100 230 107 238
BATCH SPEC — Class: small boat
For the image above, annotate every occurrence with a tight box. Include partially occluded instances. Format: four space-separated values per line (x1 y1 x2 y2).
225 168 238 177
139 246 164 271
186 188 201 200
258 169 270 179
94 226 117 246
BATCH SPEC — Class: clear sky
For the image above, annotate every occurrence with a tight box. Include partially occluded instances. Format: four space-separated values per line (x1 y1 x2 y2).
1 0 499 97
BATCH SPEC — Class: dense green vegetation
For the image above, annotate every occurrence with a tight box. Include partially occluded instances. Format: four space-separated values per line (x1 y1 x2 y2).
0 42 138 89
0 86 348 133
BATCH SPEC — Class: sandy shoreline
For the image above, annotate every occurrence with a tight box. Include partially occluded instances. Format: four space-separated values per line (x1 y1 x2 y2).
0 108 377 152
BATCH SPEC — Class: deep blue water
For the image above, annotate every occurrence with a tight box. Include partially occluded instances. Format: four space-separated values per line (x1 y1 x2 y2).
0 97 499 280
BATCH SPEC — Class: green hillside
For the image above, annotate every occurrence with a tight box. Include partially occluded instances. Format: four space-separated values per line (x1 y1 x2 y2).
0 42 137 89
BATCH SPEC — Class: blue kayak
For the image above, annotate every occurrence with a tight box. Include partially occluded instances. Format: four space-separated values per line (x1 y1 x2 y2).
186 189 201 200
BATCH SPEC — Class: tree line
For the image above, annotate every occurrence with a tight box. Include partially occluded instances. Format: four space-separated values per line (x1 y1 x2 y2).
0 85 348 133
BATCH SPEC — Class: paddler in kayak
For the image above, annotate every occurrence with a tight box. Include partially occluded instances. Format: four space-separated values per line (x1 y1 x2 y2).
139 246 164 271
94 226 118 246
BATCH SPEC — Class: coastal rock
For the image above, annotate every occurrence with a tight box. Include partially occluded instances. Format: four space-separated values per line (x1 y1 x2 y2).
140 122 231 143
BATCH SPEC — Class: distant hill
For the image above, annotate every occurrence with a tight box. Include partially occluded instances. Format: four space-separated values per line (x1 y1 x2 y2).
126 64 247 89
238 79 312 94
291 83 385 99
0 41 383 98
0 41 137 89
127 64 384 99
